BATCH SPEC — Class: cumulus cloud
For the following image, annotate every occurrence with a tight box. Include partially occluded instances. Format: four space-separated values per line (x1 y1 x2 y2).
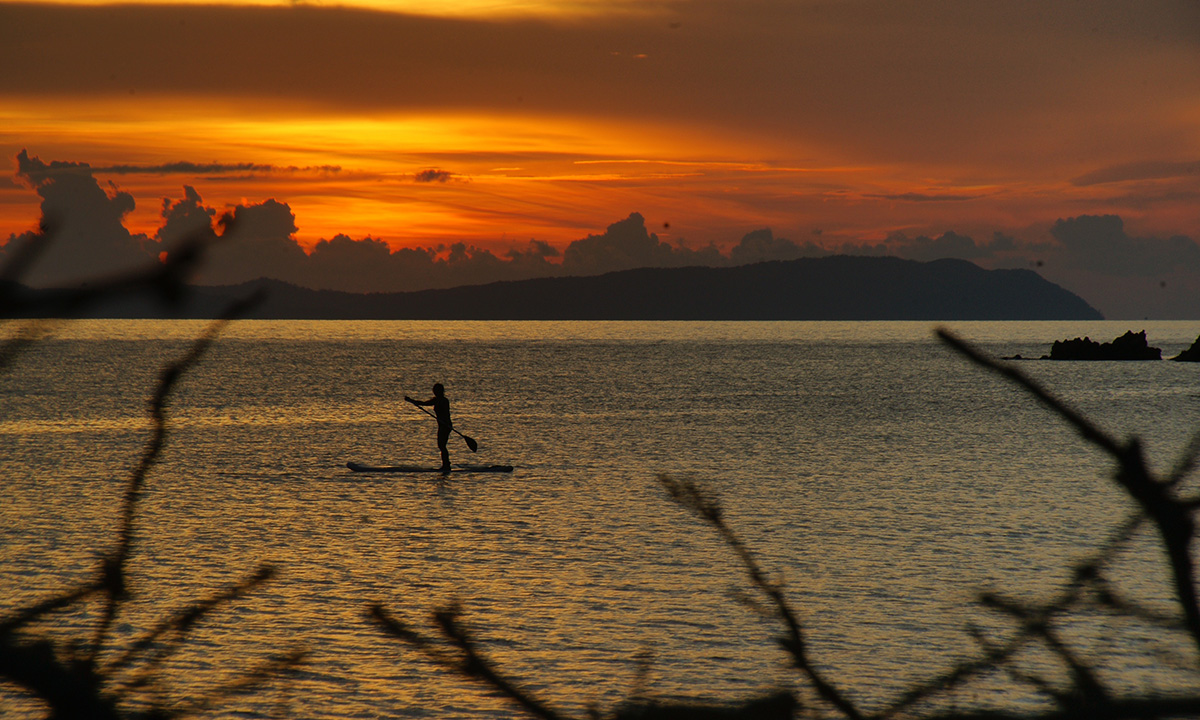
304 234 399 292
728 228 825 265
507 239 558 263
364 241 559 292
989 231 1017 254
560 213 673 274
1048 214 1200 277
8 151 1200 319
157 185 218 252
2 150 156 286
882 230 1001 263
197 199 310 286
559 212 727 275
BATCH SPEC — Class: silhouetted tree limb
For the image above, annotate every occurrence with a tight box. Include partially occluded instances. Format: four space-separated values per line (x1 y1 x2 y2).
0 586 100 636
369 603 571 720
1167 429 1200 489
937 329 1200 658
0 227 296 718
905 694 1200 720
0 211 215 318
657 475 861 720
89 290 265 668
104 565 277 681
369 329 1200 720
0 230 211 371
369 601 797 720
151 648 308 720
881 507 1179 720
977 593 1110 707
0 209 240 372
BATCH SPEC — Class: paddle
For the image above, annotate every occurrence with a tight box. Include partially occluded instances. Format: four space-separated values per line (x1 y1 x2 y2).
411 404 479 452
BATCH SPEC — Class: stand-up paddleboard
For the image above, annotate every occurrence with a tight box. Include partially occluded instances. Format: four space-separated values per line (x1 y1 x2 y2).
347 461 514 474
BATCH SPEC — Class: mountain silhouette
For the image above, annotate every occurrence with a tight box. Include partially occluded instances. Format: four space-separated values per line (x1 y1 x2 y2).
7 256 1103 320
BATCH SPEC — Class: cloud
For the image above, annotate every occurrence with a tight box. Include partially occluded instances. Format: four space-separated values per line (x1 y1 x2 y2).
2 150 156 286
305 233 399 291
194 199 310 286
507 239 558 261
8 151 1200 320
865 192 984 202
1048 214 1200 277
988 231 1017 254
3 159 740 291
863 230 1007 264
728 228 824 265
95 162 342 175
503 239 560 275
366 241 560 292
3 0 1195 171
559 212 715 275
413 169 454 183
1072 160 1200 186
157 185 218 252
296 212 737 289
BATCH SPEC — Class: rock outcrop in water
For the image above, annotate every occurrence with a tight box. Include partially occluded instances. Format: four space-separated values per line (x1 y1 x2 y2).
1172 335 1200 362
1047 330 1162 361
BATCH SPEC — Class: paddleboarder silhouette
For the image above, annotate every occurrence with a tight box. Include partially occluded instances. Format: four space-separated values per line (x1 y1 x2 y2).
405 383 453 473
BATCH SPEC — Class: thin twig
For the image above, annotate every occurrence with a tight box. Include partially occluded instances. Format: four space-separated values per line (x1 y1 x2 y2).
0 583 100 634
105 565 276 680
155 647 308 719
88 290 264 666
658 475 863 720
369 603 573 720
936 329 1200 657
1166 428 1200 488
0 233 210 371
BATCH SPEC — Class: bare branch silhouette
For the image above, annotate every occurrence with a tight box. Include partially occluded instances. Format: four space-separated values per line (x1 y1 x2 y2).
369 600 797 720
657 475 860 720
370 603 572 720
937 329 1200 657
1 225 297 719
88 290 264 664
368 330 1200 720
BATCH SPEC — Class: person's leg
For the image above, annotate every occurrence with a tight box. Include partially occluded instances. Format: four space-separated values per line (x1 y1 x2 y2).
438 427 451 472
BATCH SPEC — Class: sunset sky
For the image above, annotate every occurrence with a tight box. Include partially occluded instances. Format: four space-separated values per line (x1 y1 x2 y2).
1 0 1198 317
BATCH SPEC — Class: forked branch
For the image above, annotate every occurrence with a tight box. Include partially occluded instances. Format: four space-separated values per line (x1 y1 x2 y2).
936 329 1200 657
658 475 861 720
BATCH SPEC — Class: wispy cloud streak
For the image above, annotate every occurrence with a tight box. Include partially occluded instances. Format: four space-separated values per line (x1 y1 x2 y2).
94 162 342 175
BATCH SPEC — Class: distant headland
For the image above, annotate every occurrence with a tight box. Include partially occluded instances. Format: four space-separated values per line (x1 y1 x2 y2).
5 256 1103 321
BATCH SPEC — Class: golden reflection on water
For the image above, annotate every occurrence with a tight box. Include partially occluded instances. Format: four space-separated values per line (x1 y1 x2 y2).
0 403 400 436
4 321 1200 718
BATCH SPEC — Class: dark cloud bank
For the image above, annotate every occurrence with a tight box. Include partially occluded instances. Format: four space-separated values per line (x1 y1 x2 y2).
6 151 1200 318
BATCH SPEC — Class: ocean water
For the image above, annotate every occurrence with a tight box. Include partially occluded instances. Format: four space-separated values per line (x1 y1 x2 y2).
3 319 1200 718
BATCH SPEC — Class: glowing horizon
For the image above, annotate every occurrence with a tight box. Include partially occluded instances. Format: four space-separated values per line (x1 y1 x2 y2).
1 0 668 19
7 96 1188 252
2 0 1198 317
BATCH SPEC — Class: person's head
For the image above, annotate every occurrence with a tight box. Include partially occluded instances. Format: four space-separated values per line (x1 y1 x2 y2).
432 383 445 396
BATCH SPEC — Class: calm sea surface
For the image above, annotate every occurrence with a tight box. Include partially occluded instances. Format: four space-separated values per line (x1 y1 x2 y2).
3 320 1200 718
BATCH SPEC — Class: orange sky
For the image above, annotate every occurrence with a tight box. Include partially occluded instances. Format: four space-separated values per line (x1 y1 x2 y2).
1 0 1199 315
